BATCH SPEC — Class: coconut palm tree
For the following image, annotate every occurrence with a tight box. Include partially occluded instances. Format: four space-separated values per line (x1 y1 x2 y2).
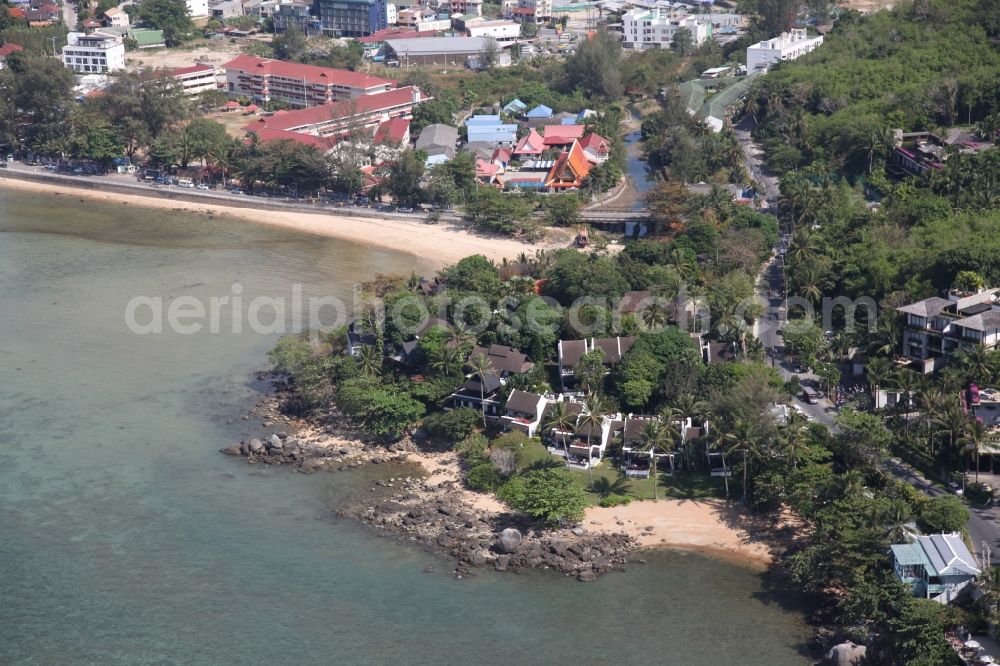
959 419 992 486
957 345 994 385
467 353 495 429
638 420 672 500
356 344 382 377
577 394 607 487
543 401 577 462
865 357 894 400
891 368 919 428
669 395 708 470
722 417 762 502
780 410 810 469
429 345 461 376
642 301 671 330
934 403 971 477
709 434 731 497
445 323 475 351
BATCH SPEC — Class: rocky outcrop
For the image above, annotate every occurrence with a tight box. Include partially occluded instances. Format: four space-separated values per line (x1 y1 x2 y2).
823 641 866 666
360 493 637 581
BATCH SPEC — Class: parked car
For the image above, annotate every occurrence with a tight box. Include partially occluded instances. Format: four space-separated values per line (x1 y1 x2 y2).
802 388 820 404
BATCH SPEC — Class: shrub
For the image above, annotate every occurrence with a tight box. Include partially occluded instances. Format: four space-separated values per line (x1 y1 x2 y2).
423 408 479 443
497 469 588 524
917 495 970 534
598 495 632 508
466 460 503 491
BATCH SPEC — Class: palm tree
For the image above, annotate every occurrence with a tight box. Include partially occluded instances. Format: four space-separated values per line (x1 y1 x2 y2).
957 345 994 385
356 344 382 377
865 357 894 400
722 417 761 502
638 420 672 500
709 434 730 497
934 403 971 477
959 419 992 486
891 368 919 432
445 323 475 350
543 401 577 461
429 345 461 376
669 395 708 470
742 93 760 125
642 301 670 330
467 352 495 428
577 394 607 487
780 410 810 469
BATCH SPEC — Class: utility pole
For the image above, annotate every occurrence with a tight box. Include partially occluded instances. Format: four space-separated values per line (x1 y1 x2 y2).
982 540 991 570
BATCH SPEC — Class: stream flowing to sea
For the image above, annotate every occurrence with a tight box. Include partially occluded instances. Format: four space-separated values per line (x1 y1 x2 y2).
0 188 810 665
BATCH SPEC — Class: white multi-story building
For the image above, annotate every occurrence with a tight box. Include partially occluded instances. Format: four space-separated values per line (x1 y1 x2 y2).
746 28 823 72
465 19 520 43
386 3 397 25
169 64 220 95
620 8 711 50
186 0 209 16
62 31 126 73
103 6 130 28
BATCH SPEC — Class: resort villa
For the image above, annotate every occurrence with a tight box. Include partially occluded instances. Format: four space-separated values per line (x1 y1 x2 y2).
891 533 981 604
897 288 1000 373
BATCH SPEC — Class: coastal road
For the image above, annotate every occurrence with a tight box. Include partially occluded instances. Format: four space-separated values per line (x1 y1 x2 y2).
741 125 1000 566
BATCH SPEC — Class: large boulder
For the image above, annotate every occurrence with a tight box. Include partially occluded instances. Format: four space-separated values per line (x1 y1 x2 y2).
499 528 522 554
268 434 283 450
248 438 265 454
824 641 866 666
219 444 242 456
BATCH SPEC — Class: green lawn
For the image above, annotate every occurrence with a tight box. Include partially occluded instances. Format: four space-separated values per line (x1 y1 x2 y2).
517 440 728 504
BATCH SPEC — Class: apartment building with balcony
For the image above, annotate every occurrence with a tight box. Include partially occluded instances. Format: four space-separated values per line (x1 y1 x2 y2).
62 31 126 73
620 7 711 50
897 288 1000 373
223 55 396 107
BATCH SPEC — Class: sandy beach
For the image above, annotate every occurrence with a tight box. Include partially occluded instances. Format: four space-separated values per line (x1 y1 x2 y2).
0 176 566 268
584 500 781 569
403 450 779 569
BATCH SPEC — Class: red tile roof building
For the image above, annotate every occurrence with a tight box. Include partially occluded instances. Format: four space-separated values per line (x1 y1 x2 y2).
223 55 397 108
545 140 592 189
168 63 219 95
252 127 338 151
513 128 544 156
243 86 425 141
0 42 24 69
373 117 410 146
542 124 586 146
579 132 610 163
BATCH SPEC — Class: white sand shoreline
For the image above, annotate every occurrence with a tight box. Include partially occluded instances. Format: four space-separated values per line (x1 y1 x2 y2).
0 176 566 268
404 450 780 570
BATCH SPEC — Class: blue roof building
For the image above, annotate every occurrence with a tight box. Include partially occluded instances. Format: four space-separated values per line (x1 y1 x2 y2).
526 104 553 119
503 99 527 115
891 533 981 604
465 115 517 145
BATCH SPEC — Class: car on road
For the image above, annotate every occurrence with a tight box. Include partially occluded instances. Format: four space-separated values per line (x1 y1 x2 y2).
793 363 804 373
397 207 413 213
803 388 820 404
196 184 210 190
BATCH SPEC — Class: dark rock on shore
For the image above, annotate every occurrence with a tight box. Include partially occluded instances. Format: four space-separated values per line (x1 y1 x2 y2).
359 494 637 581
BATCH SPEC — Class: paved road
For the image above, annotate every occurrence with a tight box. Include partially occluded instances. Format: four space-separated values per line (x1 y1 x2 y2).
62 0 77 31
738 126 1000 564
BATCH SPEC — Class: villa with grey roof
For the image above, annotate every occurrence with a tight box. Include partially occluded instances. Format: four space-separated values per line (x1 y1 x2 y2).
891 533 981 603
897 288 1000 373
